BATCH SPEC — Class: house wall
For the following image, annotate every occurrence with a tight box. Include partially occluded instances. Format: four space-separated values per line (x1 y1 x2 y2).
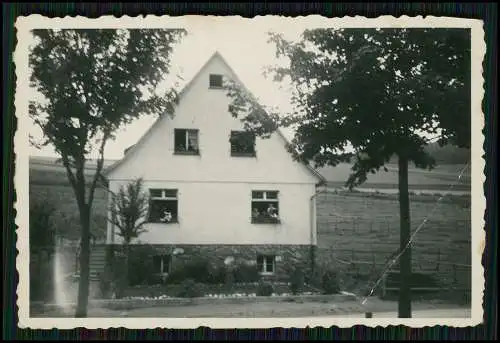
107 180 317 245
106 54 320 246
110 243 314 282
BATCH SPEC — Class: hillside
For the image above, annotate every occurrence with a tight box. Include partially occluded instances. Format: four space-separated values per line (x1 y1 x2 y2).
30 143 471 193
318 163 471 192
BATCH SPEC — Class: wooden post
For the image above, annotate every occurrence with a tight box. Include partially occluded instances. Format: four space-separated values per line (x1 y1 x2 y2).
398 154 412 318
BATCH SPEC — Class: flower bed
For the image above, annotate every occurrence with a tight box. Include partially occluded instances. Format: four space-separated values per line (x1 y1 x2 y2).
122 282 320 299
123 290 321 301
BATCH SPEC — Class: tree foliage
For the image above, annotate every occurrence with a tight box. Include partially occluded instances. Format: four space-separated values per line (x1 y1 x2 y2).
224 28 470 318
108 178 149 290
29 29 185 185
225 28 470 188
28 28 185 317
110 178 150 244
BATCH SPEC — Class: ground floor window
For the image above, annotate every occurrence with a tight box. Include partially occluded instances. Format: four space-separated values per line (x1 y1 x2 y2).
257 254 275 274
148 189 178 223
251 190 280 224
153 254 171 274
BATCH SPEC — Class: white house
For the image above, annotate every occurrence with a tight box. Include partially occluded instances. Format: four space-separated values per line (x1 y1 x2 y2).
103 52 326 279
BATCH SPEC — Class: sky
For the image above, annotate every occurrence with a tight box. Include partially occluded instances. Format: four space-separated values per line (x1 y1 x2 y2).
27 17 322 160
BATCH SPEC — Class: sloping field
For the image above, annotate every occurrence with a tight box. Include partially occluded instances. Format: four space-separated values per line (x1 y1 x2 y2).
315 190 471 295
318 163 471 191
29 156 471 191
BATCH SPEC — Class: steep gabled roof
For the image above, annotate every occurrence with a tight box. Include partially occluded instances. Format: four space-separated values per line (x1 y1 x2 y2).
104 51 326 185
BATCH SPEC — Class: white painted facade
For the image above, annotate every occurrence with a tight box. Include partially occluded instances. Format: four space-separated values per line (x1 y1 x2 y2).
104 52 324 246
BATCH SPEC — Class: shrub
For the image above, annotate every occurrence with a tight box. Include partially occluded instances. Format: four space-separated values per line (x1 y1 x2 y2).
304 264 324 290
256 281 274 296
98 271 112 299
208 264 228 284
167 259 229 284
175 279 205 298
289 268 305 295
224 268 235 292
167 259 211 284
127 245 160 286
322 270 340 294
233 263 260 283
111 257 129 299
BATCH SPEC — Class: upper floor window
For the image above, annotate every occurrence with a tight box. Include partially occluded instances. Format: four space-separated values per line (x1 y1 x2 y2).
230 130 256 157
174 129 199 155
148 189 178 224
251 190 280 224
209 74 223 88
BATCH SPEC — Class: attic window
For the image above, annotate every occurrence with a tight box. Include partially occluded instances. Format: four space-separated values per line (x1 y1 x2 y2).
230 131 256 157
174 129 199 155
209 74 223 88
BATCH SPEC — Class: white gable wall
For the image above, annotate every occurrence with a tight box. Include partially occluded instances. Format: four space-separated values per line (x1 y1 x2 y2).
107 55 319 184
106 54 320 246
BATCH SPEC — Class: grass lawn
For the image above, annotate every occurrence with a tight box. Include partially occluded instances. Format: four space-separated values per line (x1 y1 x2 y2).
31 297 470 318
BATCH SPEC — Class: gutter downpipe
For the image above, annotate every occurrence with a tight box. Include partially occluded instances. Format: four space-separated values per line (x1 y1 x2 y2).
309 182 329 274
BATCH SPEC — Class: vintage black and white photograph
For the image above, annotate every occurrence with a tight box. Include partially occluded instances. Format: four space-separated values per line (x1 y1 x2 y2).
15 15 485 328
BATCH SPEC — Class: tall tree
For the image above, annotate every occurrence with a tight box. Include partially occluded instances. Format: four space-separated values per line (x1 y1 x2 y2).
225 28 470 318
108 178 149 292
29 28 185 317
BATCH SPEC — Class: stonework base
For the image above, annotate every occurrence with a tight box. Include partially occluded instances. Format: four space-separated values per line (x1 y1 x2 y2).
107 244 315 281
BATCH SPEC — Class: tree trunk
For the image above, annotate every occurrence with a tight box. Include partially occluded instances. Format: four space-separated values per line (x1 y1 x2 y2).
75 203 91 318
124 242 130 290
398 154 412 318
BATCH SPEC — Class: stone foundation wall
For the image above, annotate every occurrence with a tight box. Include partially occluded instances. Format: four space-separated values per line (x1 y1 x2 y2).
107 244 314 281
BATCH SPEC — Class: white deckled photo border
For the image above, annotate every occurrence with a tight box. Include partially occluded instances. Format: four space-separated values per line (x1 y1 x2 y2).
14 14 486 329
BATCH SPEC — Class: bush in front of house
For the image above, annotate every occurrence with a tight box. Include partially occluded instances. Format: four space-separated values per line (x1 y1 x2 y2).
208 264 228 284
289 268 305 295
322 269 341 294
175 278 205 298
127 245 161 286
256 281 275 296
233 263 261 283
110 256 129 299
98 271 112 299
167 258 228 285
167 258 210 284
